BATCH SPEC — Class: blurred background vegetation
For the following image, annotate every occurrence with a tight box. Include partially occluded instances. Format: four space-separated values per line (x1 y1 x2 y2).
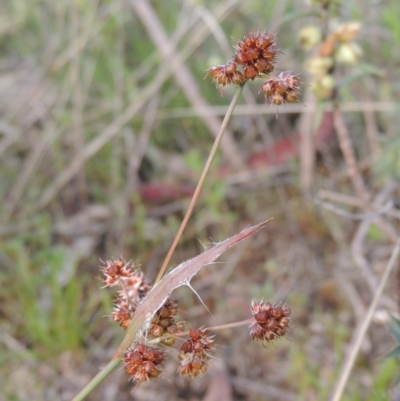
1 0 400 400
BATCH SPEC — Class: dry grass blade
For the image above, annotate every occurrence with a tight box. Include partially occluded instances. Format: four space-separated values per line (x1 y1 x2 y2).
330 239 400 401
116 218 272 356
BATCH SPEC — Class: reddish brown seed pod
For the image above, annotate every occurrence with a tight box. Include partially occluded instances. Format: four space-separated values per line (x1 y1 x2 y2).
224 61 237 74
262 71 300 105
249 323 264 340
181 340 193 353
285 91 298 102
265 318 278 330
143 348 157 362
250 300 291 342
234 51 248 65
246 47 260 61
152 349 164 364
279 317 290 328
255 32 275 50
143 361 156 374
150 324 164 337
254 311 269 324
261 80 276 96
271 93 284 105
207 65 225 78
133 344 147 355
231 71 245 85
270 307 284 319
134 371 148 383
275 327 286 337
189 328 202 341
124 344 165 383
244 65 259 80
100 258 141 287
124 351 142 366
255 58 274 74
159 318 171 329
178 354 208 378
159 306 170 318
262 47 277 61
276 81 289 95
193 341 204 353
244 35 255 47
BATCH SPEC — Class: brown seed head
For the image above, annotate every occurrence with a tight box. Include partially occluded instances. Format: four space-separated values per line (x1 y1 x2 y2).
100 258 138 287
250 300 291 343
112 298 134 329
261 71 300 105
207 62 246 87
178 353 208 378
149 298 183 345
234 31 277 75
124 344 165 383
180 328 215 359
244 65 259 80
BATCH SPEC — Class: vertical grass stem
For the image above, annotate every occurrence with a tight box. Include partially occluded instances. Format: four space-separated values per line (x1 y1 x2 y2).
154 84 244 285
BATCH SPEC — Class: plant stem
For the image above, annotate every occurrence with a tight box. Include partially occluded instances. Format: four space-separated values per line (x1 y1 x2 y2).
330 239 400 401
70 84 244 401
146 319 253 344
154 84 244 285
71 358 120 401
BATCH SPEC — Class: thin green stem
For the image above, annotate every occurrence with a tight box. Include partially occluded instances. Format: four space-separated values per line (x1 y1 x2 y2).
154 84 244 285
71 358 120 401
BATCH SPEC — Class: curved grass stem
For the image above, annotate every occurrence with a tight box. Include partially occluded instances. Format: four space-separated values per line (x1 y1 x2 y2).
154 83 245 285
71 358 120 401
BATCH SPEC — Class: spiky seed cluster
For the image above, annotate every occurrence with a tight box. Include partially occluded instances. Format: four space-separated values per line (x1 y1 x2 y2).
149 298 184 345
234 30 277 78
249 300 291 342
207 31 277 87
261 71 300 105
100 258 152 329
178 328 215 377
100 258 137 287
207 30 301 105
124 344 165 383
207 62 246 87
112 298 135 329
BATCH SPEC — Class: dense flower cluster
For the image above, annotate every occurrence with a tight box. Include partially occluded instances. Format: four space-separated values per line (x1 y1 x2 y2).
178 328 215 377
261 71 301 105
100 258 151 329
149 298 185 345
207 30 277 87
100 259 293 387
207 61 245 87
249 300 291 342
207 30 300 106
234 30 277 76
124 344 165 383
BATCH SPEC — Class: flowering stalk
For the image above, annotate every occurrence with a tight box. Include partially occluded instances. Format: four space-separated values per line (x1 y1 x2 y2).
154 83 244 284
72 29 300 400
